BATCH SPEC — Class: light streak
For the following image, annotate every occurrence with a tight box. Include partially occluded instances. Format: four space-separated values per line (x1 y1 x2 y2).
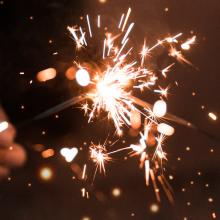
86 15 92 37
121 8 131 32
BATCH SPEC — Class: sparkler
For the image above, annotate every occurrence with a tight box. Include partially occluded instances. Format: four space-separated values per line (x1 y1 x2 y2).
20 8 200 202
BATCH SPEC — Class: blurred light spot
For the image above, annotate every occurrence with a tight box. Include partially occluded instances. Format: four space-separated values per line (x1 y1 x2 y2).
153 100 167 117
164 7 169 12
0 121 8 132
19 72 24 75
208 197 213 203
111 187 122 198
208 112 217 121
150 203 159 213
76 69 90 87
157 123 174 136
169 175 174 180
81 217 91 220
60 147 78 163
41 149 55 158
130 109 141 129
33 144 45 152
99 0 107 3
37 68 57 82
212 213 217 219
65 66 76 80
39 167 53 181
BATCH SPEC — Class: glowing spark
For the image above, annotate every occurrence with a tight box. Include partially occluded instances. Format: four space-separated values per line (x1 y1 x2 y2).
82 164 87 179
121 8 131 32
169 46 193 66
90 144 111 174
118 13 125 29
86 15 92 37
121 22 134 44
161 63 175 78
97 15 101 28
154 87 169 97
140 40 149 66
39 167 53 181
181 35 196 50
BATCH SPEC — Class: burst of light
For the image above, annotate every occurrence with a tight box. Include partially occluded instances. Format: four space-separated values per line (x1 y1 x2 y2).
60 147 78 162
39 167 53 181
0 121 8 132
65 9 196 201
76 68 90 87
153 100 167 118
90 143 111 174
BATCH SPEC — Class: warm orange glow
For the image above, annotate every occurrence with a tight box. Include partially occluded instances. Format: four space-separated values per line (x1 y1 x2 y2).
37 68 57 82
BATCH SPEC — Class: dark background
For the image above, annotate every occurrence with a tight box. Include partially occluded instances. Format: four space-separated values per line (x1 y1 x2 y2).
0 0 219 219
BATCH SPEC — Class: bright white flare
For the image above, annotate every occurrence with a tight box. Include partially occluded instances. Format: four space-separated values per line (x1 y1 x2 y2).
153 100 167 118
76 69 90 87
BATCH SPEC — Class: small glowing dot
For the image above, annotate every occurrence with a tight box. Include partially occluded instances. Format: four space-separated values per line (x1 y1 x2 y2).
182 188 186 192
190 181 194 185
192 92 196 96
112 187 122 197
197 171 202 176
205 184 209 188
39 167 53 181
55 114 59 119
208 197 213 203
19 72 24 75
49 40 53 44
29 16 34 20
8 177 11 181
164 7 169 12
150 203 159 213
9 146 13 151
177 157 181 161
0 1 4 5
131 213 135 217
76 69 90 87
201 105 205 110
42 131 46 135
210 148 214 153
187 202 191 206
169 175 174 180
186 146 191 151
184 217 188 220
21 105 25 110
28 183 32 187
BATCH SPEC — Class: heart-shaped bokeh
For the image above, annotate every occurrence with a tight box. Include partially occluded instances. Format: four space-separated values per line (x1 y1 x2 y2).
60 147 78 163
